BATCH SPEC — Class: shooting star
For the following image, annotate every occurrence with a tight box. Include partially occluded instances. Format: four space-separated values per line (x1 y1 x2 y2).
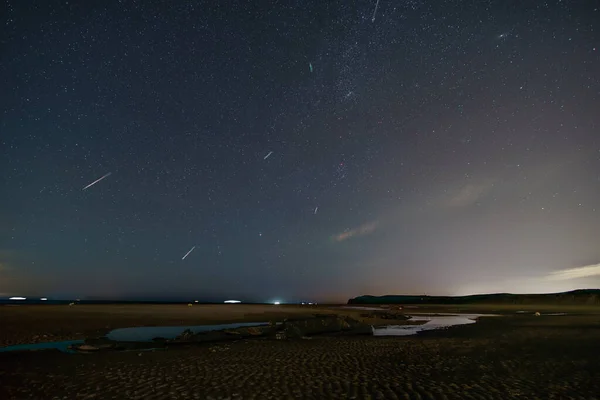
371 0 380 22
309 63 313 73
181 245 196 260
264 151 273 160
314 206 318 215
82 172 112 191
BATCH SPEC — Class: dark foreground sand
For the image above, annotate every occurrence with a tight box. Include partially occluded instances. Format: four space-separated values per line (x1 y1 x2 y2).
1 305 600 399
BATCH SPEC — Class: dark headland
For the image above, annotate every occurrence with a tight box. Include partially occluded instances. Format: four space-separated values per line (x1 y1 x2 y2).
348 289 600 305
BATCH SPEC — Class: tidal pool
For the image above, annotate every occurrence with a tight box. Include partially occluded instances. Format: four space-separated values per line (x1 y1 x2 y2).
0 340 84 354
0 322 270 353
372 314 493 336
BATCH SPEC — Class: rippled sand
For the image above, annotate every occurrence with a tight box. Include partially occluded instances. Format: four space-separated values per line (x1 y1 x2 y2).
1 314 600 399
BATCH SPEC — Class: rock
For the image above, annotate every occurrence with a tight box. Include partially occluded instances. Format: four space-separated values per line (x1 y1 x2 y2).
166 315 367 344
360 311 409 321
95 344 115 350
275 332 286 340
177 329 195 341
77 345 100 352
281 315 365 338
85 337 115 346
246 327 263 336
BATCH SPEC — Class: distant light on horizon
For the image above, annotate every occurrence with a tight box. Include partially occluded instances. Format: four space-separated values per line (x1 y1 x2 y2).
40 298 48 301
9 297 26 300
224 300 241 304
273 301 281 305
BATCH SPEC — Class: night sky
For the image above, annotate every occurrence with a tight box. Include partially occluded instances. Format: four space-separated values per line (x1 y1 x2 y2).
1 1 599 302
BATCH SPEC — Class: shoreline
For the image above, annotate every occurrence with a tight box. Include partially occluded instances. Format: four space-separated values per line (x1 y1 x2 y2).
0 304 410 348
2 303 594 348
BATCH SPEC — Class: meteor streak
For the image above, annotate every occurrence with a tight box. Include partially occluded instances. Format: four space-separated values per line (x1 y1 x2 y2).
181 245 196 260
371 0 380 22
82 172 112 191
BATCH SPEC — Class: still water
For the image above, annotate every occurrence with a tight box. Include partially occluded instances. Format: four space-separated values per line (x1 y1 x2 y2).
0 322 270 353
372 313 492 336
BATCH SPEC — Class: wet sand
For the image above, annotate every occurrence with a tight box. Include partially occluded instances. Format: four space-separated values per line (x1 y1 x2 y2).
1 305 600 399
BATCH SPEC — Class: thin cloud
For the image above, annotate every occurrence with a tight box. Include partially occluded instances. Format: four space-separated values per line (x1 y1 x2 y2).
333 221 378 242
445 182 494 207
0 250 17 272
546 263 600 281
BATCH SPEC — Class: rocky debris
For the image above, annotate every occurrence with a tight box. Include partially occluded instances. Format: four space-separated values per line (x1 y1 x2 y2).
275 332 286 340
31 334 53 342
178 329 195 341
209 345 230 352
169 325 275 344
69 336 168 353
168 315 369 344
360 311 410 320
69 342 118 353
279 315 366 339
68 315 373 353
77 345 100 352
247 327 263 336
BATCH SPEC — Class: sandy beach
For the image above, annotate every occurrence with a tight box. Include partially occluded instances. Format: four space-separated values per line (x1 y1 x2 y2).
0 304 344 347
1 304 599 399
